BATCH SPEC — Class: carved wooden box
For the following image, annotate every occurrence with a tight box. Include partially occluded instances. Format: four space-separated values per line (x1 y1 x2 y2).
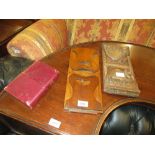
102 43 140 97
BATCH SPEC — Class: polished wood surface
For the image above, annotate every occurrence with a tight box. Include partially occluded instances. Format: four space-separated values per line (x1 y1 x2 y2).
0 20 34 44
0 19 35 57
0 41 155 135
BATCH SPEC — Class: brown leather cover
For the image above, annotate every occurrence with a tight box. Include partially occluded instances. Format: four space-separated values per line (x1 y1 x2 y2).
64 47 103 114
102 43 140 97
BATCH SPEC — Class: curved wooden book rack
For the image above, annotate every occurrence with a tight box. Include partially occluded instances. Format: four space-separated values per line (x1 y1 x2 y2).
64 47 103 114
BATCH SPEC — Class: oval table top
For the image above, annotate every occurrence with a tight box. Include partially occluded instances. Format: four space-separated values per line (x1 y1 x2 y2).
0 41 155 135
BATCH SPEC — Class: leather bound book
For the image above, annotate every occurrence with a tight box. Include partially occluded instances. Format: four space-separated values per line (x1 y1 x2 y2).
102 43 140 97
4 61 59 109
64 47 103 114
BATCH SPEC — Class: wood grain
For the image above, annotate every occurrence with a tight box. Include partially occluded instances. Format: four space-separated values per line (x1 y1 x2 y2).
64 46 103 114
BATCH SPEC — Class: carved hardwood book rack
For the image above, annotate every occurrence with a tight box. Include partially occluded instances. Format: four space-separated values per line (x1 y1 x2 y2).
102 43 140 97
64 47 103 114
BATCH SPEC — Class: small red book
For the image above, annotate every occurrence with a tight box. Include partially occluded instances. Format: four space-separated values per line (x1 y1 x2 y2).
4 61 59 109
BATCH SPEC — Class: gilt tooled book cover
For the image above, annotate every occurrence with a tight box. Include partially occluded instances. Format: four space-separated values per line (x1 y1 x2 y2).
4 61 59 109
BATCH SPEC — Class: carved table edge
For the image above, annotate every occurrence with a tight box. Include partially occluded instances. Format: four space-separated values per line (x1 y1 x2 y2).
0 110 70 135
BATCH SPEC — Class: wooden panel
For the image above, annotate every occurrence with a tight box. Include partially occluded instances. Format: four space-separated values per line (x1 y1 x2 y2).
102 43 140 97
64 46 103 114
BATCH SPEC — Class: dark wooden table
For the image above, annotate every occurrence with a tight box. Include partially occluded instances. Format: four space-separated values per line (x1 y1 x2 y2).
0 42 155 135
0 20 35 57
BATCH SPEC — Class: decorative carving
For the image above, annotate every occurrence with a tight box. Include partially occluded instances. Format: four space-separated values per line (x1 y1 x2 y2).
102 43 140 97
64 47 103 114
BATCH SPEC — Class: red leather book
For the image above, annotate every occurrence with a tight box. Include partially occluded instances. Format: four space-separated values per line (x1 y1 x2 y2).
4 61 59 109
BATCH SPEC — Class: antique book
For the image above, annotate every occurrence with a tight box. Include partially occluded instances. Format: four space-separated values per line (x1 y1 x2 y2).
64 47 103 114
4 61 59 109
102 43 140 97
